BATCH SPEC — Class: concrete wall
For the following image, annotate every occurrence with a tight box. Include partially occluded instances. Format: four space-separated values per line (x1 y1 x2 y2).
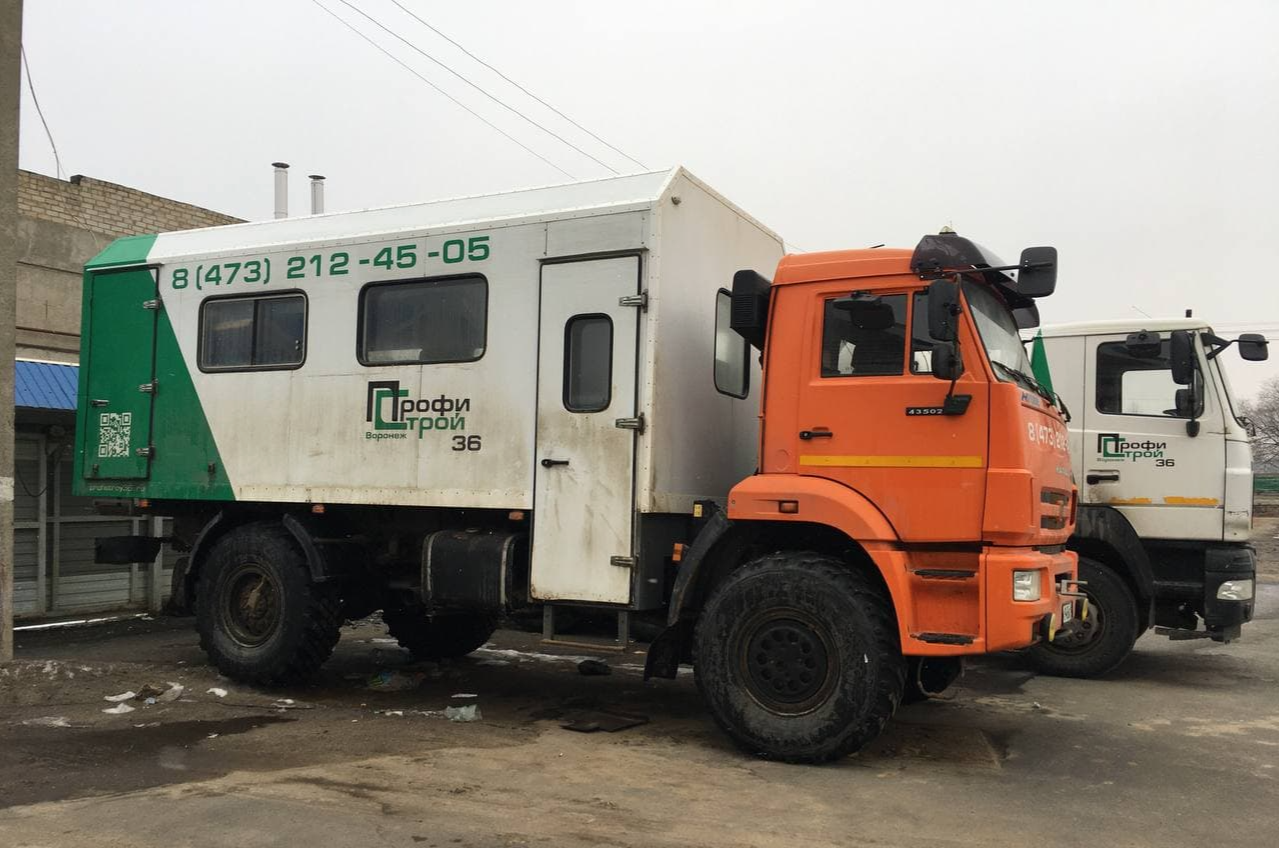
15 171 243 362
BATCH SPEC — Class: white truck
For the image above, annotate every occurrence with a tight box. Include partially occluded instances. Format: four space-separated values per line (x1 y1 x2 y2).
1026 319 1268 676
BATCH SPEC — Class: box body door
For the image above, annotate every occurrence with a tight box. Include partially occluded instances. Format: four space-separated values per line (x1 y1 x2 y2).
81 268 158 480
1082 333 1225 540
530 256 640 604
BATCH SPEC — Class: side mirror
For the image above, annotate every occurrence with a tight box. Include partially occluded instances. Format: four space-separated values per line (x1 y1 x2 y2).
927 278 961 342
1238 333 1269 362
1124 330 1162 359
1173 388 1195 418
1012 304 1040 330
1170 330 1195 385
1016 246 1057 297
931 341 964 382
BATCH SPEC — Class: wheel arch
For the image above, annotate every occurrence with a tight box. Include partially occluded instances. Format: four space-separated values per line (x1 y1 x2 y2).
1071 504 1155 629
645 493 902 680
184 510 348 608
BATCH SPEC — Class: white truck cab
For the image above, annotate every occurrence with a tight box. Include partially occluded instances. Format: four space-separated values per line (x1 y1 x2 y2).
1027 318 1268 676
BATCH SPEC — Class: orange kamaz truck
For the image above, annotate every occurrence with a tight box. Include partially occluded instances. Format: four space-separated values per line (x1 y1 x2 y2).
645 231 1080 761
77 169 1077 763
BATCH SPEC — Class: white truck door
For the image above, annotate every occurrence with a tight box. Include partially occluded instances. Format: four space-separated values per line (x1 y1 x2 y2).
531 256 640 604
1083 333 1226 541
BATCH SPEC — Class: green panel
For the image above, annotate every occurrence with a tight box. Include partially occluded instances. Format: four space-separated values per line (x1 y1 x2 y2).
86 233 158 269
143 305 235 501
80 268 157 479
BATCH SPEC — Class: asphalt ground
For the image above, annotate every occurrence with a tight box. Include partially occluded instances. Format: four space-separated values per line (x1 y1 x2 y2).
1 523 1276 847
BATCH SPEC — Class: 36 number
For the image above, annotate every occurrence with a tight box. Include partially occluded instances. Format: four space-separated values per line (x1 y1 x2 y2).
451 435 482 452
1156 459 1176 467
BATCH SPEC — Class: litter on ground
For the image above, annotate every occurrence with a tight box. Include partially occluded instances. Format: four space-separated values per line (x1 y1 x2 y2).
102 703 136 715
103 691 136 702
207 687 228 698
444 704 481 722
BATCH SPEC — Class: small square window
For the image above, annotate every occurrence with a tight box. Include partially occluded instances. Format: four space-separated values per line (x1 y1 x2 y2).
200 294 305 371
360 275 487 365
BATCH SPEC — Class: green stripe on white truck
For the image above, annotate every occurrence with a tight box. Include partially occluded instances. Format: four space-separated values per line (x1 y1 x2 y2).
74 236 234 501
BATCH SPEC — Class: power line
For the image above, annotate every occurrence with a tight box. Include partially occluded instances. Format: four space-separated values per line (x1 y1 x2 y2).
309 0 575 179
386 0 646 171
333 0 618 175
20 45 63 180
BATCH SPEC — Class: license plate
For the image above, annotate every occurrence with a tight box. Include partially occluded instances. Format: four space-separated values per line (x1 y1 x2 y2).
1061 601 1073 625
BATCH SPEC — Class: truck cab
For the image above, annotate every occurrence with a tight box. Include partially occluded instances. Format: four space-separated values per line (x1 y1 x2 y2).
1028 319 1268 677
649 232 1080 761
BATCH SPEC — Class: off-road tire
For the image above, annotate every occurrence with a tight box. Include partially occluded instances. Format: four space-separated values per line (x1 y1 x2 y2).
384 610 499 660
693 551 906 763
195 522 342 686
1027 557 1139 678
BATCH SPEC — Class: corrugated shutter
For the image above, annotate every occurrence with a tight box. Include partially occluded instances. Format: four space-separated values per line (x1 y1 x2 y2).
13 438 45 616
14 434 174 620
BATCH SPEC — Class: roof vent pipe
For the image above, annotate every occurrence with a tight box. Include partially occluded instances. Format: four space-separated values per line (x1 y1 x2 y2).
309 174 325 215
272 162 289 219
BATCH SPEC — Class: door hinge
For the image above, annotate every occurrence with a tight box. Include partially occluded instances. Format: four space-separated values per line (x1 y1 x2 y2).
609 556 636 569
614 414 645 433
142 299 162 311
138 380 157 394
135 446 156 459
619 292 648 310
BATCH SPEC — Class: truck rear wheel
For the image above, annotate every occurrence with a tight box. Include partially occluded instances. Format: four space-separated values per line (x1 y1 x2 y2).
1027 557 1139 678
195 522 342 686
384 610 498 660
693 552 905 763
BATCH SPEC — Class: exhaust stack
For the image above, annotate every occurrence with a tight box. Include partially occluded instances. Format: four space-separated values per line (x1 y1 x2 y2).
272 162 289 219
309 174 325 215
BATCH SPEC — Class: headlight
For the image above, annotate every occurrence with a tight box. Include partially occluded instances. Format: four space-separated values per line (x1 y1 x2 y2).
1013 570 1042 602
1216 579 1254 601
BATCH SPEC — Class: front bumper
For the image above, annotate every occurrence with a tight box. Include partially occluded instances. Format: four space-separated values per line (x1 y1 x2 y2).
985 546 1079 653
1203 544 1256 640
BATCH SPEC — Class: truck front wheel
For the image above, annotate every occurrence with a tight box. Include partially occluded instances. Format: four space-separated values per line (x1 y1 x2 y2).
1027 557 1139 678
693 552 905 763
384 610 498 660
195 522 342 686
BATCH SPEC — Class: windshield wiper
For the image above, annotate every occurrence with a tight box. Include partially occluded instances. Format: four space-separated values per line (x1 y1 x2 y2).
991 360 1055 405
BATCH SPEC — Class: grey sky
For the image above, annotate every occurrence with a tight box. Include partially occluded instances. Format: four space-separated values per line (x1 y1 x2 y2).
16 0 1279 398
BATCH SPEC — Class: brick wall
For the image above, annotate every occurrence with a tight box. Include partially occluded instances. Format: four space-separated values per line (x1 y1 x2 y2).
14 170 244 362
17 170 242 239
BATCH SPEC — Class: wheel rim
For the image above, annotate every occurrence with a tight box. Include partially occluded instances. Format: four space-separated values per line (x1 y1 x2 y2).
737 609 838 715
220 562 282 648
1050 588 1106 654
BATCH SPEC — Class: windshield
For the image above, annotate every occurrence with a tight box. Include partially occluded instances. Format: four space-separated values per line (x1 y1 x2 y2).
961 282 1039 384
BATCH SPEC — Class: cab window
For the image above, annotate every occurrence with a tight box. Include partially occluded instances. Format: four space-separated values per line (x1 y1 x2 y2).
820 294 907 377
1096 340 1202 418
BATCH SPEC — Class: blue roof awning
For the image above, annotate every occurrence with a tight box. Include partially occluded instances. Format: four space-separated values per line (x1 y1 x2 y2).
15 360 78 411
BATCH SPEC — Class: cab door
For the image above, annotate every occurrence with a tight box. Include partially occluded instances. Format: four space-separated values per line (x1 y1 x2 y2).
81 267 158 479
530 256 641 604
1082 333 1225 540
790 286 989 542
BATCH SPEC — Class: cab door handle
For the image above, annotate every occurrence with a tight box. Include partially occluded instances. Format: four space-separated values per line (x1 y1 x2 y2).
1086 470 1120 484
799 430 834 440
541 458 570 468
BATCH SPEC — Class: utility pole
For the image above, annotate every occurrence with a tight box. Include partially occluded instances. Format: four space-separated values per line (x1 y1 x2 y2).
0 0 24 662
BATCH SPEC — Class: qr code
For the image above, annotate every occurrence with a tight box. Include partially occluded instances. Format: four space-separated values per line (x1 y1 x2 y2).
98 412 132 459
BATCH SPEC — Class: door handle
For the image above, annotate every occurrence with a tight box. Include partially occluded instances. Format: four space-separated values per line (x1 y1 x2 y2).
90 399 109 407
1086 471 1120 484
799 430 834 440
541 458 570 468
